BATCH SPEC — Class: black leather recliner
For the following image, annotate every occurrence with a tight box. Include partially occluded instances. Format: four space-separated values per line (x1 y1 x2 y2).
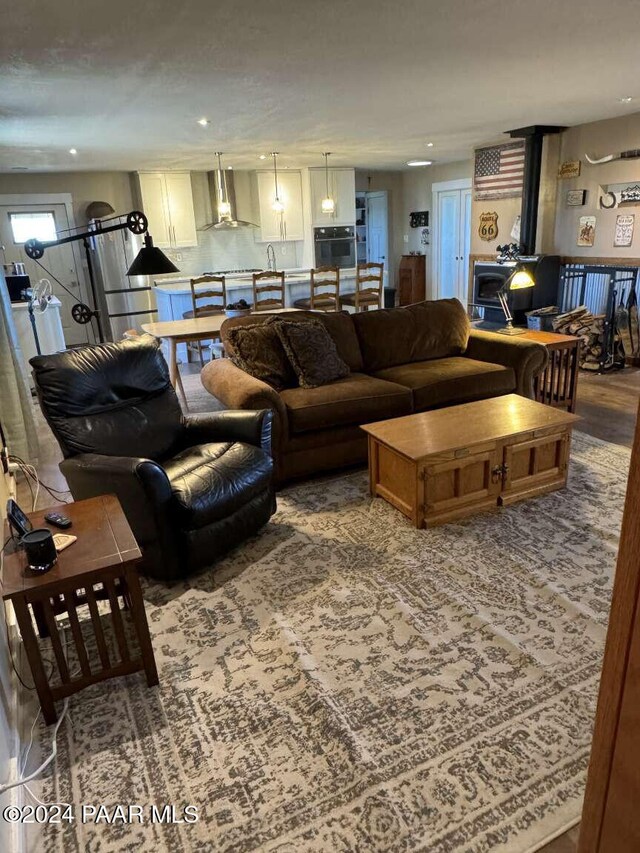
30 336 276 581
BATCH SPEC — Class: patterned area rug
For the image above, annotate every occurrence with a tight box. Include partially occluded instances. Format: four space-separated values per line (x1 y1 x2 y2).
34 431 628 853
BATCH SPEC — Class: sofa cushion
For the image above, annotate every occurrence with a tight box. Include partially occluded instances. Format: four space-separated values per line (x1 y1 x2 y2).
221 310 364 372
164 442 273 529
280 373 412 434
352 299 470 372
275 319 350 388
226 320 297 391
373 357 516 410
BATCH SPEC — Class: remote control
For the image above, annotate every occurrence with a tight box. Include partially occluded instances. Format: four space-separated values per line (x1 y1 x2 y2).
44 512 72 529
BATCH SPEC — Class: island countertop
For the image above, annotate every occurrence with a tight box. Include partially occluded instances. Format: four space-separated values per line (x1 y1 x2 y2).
153 267 357 294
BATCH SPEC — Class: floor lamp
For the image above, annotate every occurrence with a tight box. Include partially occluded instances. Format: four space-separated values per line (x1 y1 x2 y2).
23 211 178 343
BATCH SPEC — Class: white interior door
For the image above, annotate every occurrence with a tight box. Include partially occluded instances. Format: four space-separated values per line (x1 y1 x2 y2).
433 180 472 304
0 203 92 346
460 189 472 304
366 191 388 284
436 190 461 300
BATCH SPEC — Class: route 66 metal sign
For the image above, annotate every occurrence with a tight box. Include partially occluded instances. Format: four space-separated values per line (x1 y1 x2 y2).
478 212 499 241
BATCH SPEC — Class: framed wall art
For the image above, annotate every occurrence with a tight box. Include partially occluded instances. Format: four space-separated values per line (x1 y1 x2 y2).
567 189 587 206
577 215 596 247
614 214 635 247
558 160 581 179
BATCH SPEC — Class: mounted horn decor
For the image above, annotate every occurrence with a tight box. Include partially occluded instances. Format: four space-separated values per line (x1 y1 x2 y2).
585 149 640 165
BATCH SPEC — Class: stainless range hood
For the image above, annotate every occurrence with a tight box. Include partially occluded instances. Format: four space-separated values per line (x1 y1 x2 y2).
201 154 258 230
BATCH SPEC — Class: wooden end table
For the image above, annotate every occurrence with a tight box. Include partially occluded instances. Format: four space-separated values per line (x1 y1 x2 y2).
362 394 580 529
2 495 158 724
517 329 581 413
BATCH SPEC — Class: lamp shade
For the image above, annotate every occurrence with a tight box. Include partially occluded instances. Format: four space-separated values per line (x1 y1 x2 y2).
509 268 535 290
126 234 179 276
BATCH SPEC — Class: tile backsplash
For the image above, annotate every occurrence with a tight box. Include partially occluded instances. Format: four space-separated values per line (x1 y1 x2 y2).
164 228 302 276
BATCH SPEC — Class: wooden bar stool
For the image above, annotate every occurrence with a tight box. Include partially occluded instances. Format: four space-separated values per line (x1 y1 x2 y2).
253 271 286 311
341 262 384 312
183 274 227 366
294 266 340 312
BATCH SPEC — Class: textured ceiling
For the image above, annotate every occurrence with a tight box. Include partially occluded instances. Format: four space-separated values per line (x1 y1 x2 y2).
0 0 638 173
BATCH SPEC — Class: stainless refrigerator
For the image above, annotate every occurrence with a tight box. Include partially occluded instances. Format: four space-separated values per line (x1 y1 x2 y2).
89 218 157 341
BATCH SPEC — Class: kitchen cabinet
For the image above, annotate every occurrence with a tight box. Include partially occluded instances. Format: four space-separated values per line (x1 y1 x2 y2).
309 168 356 226
255 170 304 243
137 171 198 248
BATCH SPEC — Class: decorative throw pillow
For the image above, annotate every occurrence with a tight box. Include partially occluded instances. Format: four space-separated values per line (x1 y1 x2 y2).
227 320 297 390
274 319 350 388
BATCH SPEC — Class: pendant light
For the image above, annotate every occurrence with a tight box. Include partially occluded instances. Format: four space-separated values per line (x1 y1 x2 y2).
271 152 285 212
321 152 335 214
215 152 232 218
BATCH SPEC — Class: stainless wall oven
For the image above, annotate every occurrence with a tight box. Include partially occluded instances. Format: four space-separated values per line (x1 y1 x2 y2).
314 226 356 269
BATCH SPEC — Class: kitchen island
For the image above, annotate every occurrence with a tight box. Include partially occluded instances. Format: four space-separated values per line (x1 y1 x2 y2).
153 268 358 361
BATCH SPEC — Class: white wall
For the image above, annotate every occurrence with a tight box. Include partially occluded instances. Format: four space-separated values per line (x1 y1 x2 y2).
402 160 473 298
553 111 640 260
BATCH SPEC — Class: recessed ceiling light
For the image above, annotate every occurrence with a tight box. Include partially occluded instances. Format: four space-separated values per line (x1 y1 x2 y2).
69 148 77 155
426 142 434 147
259 154 267 160
197 118 210 126
619 96 633 103
407 159 432 167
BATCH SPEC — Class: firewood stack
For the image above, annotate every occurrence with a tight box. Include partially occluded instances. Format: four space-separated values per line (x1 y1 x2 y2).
552 306 606 371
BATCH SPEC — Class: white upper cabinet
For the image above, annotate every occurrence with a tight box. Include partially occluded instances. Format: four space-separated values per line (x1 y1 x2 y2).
309 167 356 226
255 170 304 243
137 171 198 248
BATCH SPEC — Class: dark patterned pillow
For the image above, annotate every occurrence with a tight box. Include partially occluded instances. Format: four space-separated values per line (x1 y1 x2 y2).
274 319 350 388
227 320 297 390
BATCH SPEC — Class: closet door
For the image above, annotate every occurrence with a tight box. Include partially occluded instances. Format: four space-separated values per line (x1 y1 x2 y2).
436 189 461 300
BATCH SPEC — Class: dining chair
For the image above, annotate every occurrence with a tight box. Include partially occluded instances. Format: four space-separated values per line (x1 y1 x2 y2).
293 266 340 312
252 271 286 311
183 274 227 365
340 262 384 312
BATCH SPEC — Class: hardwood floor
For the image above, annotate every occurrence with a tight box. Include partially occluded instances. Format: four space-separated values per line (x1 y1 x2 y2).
574 366 640 448
15 364 640 853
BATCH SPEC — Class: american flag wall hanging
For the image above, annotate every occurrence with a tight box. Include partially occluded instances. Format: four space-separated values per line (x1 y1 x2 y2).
474 141 526 200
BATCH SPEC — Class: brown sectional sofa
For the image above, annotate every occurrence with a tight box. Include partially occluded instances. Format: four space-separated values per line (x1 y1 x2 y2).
200 299 548 483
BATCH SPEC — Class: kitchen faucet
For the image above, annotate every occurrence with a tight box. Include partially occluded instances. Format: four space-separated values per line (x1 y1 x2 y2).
266 243 276 271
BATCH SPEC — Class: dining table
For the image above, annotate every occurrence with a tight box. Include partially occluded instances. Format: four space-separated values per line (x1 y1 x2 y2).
141 308 302 409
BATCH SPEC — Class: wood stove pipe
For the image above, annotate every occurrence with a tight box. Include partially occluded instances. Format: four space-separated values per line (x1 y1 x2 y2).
508 125 566 255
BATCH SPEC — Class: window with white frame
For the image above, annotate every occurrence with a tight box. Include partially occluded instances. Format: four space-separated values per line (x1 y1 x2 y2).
9 211 58 244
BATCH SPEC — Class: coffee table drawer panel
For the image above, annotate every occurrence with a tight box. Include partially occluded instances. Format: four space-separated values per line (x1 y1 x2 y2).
502 429 570 498
422 447 501 524
370 439 418 522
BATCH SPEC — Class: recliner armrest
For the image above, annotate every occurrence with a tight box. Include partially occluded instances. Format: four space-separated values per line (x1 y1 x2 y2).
182 410 274 456
465 330 548 397
60 454 176 566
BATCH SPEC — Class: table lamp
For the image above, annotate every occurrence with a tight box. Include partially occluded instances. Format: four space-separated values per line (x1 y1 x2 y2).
496 265 535 335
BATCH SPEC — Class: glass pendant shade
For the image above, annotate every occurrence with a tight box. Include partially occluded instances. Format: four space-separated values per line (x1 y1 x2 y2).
321 197 335 214
218 200 232 217
320 152 335 216
271 153 285 213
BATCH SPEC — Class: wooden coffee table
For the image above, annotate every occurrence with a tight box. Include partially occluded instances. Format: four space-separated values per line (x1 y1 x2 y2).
362 394 580 528
2 494 158 724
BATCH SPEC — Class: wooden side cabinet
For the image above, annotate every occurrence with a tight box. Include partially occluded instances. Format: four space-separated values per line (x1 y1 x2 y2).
518 329 580 413
398 254 426 305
